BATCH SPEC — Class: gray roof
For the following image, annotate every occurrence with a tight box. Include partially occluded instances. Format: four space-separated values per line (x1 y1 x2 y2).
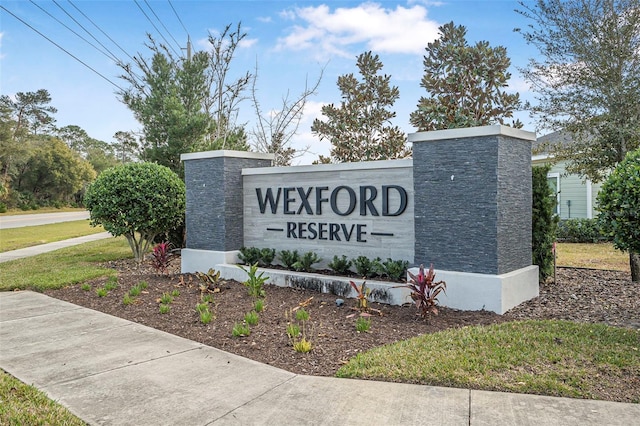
533 130 575 155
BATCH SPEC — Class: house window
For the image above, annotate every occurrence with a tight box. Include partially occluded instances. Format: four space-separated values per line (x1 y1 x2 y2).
547 173 560 215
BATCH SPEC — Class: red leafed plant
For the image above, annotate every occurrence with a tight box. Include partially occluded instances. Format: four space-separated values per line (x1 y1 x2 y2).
151 242 174 274
396 264 446 317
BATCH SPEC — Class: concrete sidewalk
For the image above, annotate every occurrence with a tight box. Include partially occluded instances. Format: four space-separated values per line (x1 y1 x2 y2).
1 291 638 425
0 232 112 263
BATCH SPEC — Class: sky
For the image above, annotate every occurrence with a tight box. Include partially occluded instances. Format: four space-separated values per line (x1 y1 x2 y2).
1 0 541 164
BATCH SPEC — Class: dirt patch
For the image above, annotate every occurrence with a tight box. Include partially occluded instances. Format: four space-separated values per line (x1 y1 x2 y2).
45 260 639 401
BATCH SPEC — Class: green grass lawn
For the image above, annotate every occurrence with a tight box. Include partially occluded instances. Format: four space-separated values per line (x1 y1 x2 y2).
0 220 105 252
337 320 640 402
0 207 86 216
0 237 131 291
0 370 86 425
556 242 629 271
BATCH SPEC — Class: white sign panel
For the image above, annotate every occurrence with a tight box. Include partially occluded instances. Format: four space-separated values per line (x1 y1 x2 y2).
243 160 414 265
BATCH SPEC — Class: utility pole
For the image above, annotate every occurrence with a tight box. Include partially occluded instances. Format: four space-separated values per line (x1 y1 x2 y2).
182 36 191 61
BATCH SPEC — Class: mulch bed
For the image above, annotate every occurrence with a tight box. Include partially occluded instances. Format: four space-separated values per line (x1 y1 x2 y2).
45 259 639 399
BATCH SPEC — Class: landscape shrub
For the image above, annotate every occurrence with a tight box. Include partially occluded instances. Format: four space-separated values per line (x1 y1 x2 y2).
84 162 185 264
237 249 404 283
293 251 321 272
532 165 558 282
238 247 261 265
279 250 299 269
381 258 409 281
394 264 446 317
556 218 610 243
353 256 382 279
238 247 275 266
328 255 352 275
151 241 174 274
258 248 276 266
238 263 268 298
597 149 640 282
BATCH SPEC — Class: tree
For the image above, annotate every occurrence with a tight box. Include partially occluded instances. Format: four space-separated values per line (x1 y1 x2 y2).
0 101 12 201
118 25 253 174
56 125 118 174
118 36 210 176
0 90 57 184
202 23 253 151
17 137 95 205
113 131 139 164
516 0 640 183
311 51 409 163
84 141 119 175
84 162 185 264
7 89 57 136
56 125 90 153
410 22 522 131
596 149 640 282
532 165 559 282
0 90 113 208
251 65 323 166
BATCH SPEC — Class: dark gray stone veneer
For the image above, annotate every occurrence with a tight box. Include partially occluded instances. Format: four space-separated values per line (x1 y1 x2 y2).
184 155 271 251
412 134 532 275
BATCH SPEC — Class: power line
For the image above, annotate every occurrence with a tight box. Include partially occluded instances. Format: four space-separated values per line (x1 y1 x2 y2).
67 0 137 63
133 0 180 57
168 0 190 39
28 0 116 62
144 0 181 53
52 0 122 63
167 0 191 60
0 5 124 91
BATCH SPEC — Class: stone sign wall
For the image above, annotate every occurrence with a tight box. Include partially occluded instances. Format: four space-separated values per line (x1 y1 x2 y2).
181 125 540 314
243 160 414 266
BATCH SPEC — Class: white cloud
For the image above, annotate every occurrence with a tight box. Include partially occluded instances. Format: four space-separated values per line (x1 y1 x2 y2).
196 34 258 52
408 0 445 6
506 76 532 94
301 99 327 122
239 38 258 49
279 9 297 21
195 37 208 51
289 99 329 165
276 2 441 58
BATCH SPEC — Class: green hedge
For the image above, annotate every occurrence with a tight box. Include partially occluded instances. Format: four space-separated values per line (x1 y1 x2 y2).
556 218 611 243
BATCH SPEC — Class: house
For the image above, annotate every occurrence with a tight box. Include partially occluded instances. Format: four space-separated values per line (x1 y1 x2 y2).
532 131 602 219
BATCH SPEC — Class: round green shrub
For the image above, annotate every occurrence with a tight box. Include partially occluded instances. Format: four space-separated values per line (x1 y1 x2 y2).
84 162 185 263
597 149 640 281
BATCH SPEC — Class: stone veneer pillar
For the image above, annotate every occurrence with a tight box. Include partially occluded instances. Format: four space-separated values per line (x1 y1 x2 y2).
180 150 274 272
409 125 539 314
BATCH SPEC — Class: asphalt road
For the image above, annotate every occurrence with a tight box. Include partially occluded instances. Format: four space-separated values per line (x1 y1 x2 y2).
0 211 90 229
